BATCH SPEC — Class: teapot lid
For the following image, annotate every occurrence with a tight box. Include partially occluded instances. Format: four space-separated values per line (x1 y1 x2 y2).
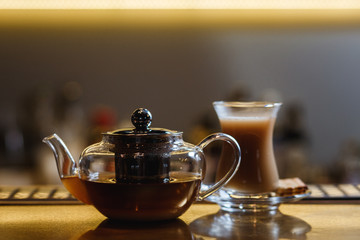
103 108 181 144
103 108 181 184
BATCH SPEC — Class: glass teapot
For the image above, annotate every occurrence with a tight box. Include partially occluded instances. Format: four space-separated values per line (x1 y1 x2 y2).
43 108 241 221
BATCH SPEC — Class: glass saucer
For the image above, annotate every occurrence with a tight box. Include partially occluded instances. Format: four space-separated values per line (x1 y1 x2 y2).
203 185 311 213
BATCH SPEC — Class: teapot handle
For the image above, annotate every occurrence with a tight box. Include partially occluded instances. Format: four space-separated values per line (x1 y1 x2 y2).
196 133 241 201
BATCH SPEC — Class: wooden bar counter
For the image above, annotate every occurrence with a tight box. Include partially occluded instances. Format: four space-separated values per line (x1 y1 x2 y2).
1 201 360 239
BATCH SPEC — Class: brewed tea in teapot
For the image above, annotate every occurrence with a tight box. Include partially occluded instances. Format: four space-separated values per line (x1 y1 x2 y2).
43 108 241 221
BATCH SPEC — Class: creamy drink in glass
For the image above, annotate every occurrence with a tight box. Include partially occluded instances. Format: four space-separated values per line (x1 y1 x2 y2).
214 101 281 195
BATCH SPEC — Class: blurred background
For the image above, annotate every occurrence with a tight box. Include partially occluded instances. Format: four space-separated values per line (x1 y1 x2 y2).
0 3 360 185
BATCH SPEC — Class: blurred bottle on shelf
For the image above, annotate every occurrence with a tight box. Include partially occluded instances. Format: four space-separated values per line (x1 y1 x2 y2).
330 139 360 184
0 81 88 185
37 81 87 184
87 105 117 145
186 85 251 184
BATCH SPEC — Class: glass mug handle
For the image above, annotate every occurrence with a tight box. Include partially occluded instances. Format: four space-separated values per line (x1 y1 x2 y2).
196 133 241 201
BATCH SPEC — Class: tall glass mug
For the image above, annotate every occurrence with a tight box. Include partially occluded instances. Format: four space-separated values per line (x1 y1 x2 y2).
213 101 282 197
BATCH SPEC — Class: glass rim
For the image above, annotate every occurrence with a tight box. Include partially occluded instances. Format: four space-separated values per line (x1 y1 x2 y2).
213 101 282 108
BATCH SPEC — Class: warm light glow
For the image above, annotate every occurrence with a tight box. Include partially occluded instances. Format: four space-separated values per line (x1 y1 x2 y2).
0 0 360 9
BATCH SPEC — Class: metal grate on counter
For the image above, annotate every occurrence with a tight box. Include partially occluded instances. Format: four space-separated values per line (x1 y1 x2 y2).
1 184 360 205
305 184 360 201
0 185 81 205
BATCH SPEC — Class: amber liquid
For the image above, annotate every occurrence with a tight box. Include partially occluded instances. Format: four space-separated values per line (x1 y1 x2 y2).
79 172 201 221
61 176 92 205
216 118 279 193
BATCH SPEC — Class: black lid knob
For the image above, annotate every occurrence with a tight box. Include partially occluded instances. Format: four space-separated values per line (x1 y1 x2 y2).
131 108 152 133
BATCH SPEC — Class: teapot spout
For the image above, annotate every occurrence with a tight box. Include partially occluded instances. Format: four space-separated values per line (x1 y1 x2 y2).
43 134 92 205
42 134 78 179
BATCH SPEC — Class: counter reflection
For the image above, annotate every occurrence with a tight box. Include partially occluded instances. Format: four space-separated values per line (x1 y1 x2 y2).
78 218 194 240
189 209 311 240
